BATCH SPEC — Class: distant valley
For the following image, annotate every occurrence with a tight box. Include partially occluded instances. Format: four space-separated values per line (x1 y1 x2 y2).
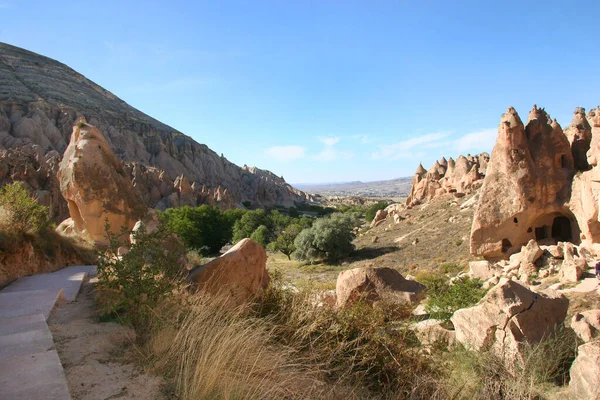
294 177 412 198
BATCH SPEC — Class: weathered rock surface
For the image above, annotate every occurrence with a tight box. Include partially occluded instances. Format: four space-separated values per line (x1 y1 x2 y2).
451 278 568 362
571 310 600 343
0 42 314 218
58 120 145 244
188 238 269 304
406 153 488 207
470 105 597 259
370 209 388 228
569 340 600 399
335 267 425 308
413 319 456 347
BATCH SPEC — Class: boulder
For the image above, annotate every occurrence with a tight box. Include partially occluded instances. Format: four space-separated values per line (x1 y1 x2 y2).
569 341 600 399
451 278 568 362
520 240 543 264
335 267 425 309
188 238 270 304
370 209 388 228
560 258 585 283
58 119 146 245
413 319 456 347
571 310 600 343
469 260 495 280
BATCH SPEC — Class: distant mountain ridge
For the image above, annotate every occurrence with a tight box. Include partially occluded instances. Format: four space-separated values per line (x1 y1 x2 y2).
0 42 313 219
295 177 413 198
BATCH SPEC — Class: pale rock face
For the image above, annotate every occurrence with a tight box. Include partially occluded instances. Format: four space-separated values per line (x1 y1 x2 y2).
405 153 487 207
370 209 388 228
468 260 495 280
0 42 314 218
188 238 270 305
569 341 600 399
451 278 568 363
571 310 600 343
413 319 456 347
335 267 425 309
564 107 592 171
58 120 146 245
471 106 577 259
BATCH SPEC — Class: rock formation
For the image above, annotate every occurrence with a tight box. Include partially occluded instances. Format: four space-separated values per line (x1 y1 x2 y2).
569 340 600 399
470 105 600 259
58 119 146 244
188 238 270 305
335 267 425 309
406 153 488 207
0 42 314 221
451 278 568 363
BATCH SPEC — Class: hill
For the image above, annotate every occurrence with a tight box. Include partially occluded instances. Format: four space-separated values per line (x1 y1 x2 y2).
0 42 313 220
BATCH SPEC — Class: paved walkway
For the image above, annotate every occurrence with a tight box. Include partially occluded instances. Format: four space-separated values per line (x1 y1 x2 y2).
0 266 96 400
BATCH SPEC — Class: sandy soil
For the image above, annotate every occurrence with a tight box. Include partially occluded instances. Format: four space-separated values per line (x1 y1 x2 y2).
48 278 167 400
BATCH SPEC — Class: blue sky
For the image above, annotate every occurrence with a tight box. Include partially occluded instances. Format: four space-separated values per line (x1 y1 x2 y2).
1 1 599 183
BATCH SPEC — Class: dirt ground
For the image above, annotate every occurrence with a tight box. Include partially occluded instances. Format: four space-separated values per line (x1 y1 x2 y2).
48 278 167 400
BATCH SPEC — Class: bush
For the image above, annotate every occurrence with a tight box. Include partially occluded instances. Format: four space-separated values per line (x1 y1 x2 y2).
256 275 443 396
293 213 360 263
249 224 269 247
232 209 269 244
446 327 578 399
425 276 486 322
160 205 239 255
0 182 51 233
96 223 186 332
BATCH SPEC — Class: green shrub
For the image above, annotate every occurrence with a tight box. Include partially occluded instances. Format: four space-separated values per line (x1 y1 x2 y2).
232 209 269 244
96 223 186 332
0 182 51 233
425 276 486 321
293 213 360 263
159 205 239 255
249 224 269 247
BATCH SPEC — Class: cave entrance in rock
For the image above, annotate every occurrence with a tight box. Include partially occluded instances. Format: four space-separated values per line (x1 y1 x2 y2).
532 212 580 245
551 216 572 242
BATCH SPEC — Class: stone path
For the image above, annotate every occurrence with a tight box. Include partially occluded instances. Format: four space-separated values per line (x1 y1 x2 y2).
0 266 96 400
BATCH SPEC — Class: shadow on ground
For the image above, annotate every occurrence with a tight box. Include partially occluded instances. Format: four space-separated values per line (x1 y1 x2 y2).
348 246 399 262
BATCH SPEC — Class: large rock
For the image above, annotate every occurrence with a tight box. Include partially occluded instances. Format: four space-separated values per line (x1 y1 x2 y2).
413 319 456 347
335 267 425 309
468 260 496 280
451 278 568 362
571 310 600 343
188 238 270 304
58 120 146 244
471 106 576 259
370 209 388 228
569 341 600 399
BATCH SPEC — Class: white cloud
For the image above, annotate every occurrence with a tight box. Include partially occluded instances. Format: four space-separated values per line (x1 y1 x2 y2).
265 145 306 162
317 136 340 146
453 128 497 153
351 134 373 144
372 132 452 160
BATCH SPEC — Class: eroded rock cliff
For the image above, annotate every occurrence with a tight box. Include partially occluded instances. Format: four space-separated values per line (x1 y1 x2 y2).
0 42 313 217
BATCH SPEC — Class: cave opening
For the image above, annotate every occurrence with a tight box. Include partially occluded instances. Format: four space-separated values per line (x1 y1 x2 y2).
551 216 572 242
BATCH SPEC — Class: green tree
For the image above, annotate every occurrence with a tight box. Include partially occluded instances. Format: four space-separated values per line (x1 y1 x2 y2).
293 213 359 263
250 224 270 247
232 209 269 244
269 223 302 259
160 205 234 254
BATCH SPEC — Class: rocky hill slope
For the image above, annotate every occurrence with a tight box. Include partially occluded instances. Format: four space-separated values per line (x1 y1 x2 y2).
0 42 313 220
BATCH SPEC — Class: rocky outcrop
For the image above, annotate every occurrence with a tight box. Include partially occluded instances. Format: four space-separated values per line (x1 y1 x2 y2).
406 153 488 207
569 340 600 399
58 120 146 244
451 278 568 363
470 105 598 259
571 310 600 343
188 238 270 305
370 209 388 228
335 267 425 309
0 42 314 218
